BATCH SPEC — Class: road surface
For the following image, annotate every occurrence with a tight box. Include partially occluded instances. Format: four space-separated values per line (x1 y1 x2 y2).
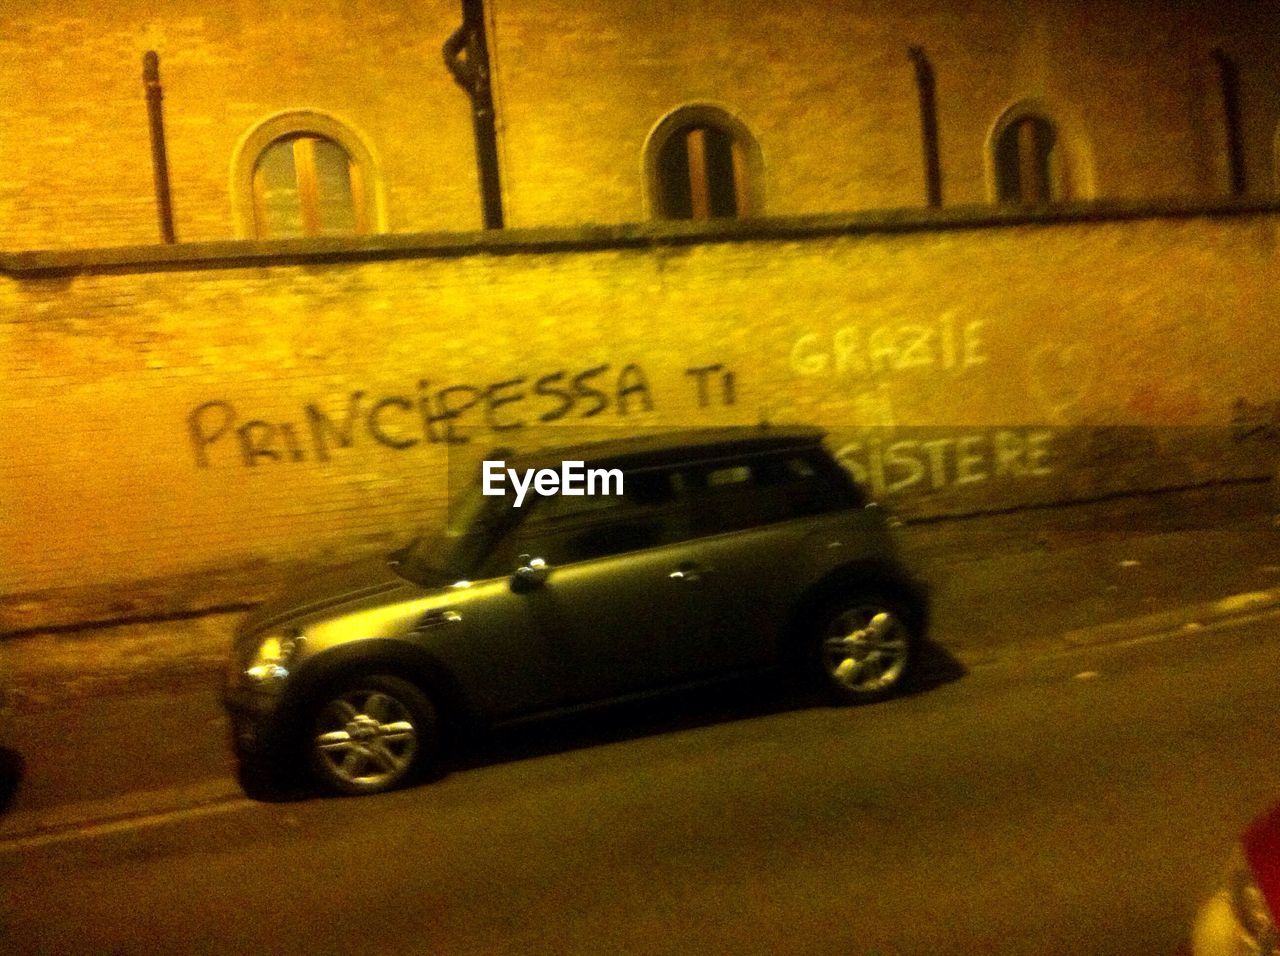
3 612 1279 954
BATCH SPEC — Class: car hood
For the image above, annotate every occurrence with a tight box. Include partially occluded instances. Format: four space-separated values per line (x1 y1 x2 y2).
240 555 442 637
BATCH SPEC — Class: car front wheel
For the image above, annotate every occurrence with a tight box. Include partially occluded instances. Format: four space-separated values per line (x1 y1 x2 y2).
306 674 438 796
813 597 915 704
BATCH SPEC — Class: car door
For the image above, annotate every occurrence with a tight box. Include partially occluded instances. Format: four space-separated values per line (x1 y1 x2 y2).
492 467 727 704
427 571 582 720
661 455 823 671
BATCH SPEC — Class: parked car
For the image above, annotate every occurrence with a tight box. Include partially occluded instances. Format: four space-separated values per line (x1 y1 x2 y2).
223 427 929 796
1187 800 1280 955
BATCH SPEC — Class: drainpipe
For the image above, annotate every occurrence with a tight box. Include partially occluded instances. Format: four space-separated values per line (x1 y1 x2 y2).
1211 48 1246 197
908 46 943 208
142 51 177 243
444 0 504 229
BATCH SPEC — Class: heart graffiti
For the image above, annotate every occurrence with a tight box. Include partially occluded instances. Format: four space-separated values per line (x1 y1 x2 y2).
1027 342 1094 422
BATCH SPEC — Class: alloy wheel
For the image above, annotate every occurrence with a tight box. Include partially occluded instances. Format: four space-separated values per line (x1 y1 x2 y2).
821 605 910 694
312 688 420 791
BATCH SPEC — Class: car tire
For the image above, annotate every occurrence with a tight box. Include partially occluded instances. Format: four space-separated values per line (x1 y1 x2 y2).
810 595 917 704
306 674 439 796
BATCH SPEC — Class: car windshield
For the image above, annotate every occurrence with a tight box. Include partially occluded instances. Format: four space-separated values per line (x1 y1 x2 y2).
393 481 514 585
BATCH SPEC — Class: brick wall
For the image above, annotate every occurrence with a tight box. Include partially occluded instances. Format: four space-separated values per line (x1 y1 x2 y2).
4 1 1277 252
2 208 1278 626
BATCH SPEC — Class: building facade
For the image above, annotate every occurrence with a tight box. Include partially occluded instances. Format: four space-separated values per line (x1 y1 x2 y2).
4 0 1279 248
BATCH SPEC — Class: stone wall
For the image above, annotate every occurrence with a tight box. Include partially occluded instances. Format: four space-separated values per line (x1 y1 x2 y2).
2 206 1277 626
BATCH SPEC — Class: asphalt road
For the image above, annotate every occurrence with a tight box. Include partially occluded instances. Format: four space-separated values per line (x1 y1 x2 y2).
3 614 1280 955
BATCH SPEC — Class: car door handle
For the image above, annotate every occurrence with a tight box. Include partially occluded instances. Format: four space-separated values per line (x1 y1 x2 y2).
669 563 707 583
414 609 462 631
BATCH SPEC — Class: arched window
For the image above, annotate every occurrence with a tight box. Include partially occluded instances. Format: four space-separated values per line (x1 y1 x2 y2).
994 114 1061 205
253 134 367 238
231 111 383 239
646 106 762 220
658 124 743 219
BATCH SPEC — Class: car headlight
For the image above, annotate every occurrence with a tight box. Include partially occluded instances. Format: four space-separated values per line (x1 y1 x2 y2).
244 631 305 686
1228 845 1279 955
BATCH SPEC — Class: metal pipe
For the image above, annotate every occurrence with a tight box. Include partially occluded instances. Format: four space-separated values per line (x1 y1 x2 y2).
908 46 943 208
143 51 176 243
444 0 504 229
1212 48 1246 197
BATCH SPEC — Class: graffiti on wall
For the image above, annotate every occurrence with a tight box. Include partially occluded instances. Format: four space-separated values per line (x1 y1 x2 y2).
835 430 1053 498
1026 342 1094 423
188 362 738 467
790 312 1064 496
790 313 988 378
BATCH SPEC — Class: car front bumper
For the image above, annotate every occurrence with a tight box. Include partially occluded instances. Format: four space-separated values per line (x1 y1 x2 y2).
223 683 293 763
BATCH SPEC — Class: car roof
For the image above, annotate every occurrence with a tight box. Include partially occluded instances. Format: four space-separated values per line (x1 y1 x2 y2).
498 426 828 471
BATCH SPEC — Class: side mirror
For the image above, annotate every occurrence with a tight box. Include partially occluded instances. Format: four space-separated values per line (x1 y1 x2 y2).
510 555 550 593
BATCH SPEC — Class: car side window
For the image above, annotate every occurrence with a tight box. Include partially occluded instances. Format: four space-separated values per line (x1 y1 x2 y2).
678 452 862 537
479 467 687 571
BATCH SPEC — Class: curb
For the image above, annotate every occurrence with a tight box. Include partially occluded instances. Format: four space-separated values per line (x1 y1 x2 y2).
1062 588 1280 648
0 778 242 847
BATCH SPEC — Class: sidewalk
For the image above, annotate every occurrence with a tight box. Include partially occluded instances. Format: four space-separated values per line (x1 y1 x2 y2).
901 480 1280 661
3 480 1278 702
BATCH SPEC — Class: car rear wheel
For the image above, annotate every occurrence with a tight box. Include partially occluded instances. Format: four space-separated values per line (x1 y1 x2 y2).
813 596 915 703
307 674 438 796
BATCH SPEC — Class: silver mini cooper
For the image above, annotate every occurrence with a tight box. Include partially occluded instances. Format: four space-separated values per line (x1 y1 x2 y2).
223 427 928 796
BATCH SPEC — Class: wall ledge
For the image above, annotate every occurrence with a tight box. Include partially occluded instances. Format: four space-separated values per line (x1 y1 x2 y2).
4 199 1279 278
